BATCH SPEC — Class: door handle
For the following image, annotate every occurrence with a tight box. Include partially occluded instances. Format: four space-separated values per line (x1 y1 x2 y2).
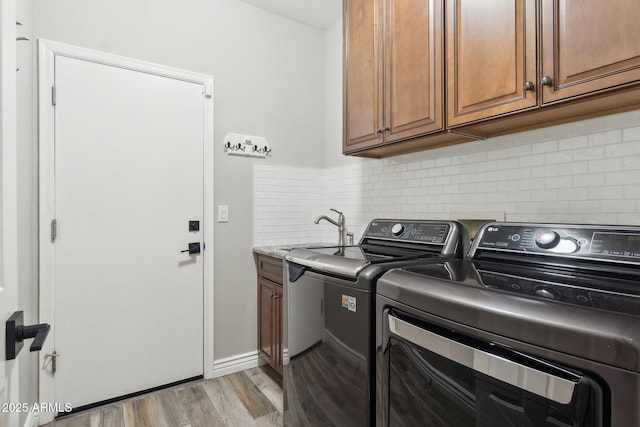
388 315 578 404
6 311 51 360
180 242 201 254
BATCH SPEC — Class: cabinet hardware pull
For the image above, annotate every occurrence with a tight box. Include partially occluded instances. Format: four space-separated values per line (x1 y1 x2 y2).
376 128 383 134
383 126 390 132
541 76 553 86
524 81 535 91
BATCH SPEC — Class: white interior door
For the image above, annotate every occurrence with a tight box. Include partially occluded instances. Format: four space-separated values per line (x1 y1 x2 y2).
49 52 206 409
0 0 20 424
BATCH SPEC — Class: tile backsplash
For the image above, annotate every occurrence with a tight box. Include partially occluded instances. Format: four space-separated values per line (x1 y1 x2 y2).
255 110 640 244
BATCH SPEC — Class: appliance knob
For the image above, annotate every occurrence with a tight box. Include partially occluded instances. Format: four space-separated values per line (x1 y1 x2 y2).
391 223 405 236
535 230 561 249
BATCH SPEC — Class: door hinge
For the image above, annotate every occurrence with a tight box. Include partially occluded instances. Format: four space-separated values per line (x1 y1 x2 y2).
51 219 57 242
204 83 212 98
51 85 56 106
45 351 59 375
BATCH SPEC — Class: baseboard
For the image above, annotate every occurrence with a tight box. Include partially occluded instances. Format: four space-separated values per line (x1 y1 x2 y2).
23 411 38 427
213 350 263 377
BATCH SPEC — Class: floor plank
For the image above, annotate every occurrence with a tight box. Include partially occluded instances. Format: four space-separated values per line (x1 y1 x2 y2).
255 411 283 427
174 384 225 427
123 396 159 427
151 389 189 427
101 405 125 427
245 367 283 413
202 377 257 426
225 372 278 419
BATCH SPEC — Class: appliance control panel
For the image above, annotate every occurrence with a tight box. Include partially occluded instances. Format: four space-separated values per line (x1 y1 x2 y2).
363 220 451 244
473 223 640 263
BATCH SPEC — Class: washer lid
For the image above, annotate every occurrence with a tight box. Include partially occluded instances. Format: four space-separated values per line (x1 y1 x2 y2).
285 247 372 278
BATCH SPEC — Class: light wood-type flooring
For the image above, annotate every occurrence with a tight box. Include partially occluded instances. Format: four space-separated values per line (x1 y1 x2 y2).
43 367 283 427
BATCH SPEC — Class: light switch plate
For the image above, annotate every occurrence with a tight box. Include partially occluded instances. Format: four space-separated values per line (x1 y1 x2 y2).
218 205 229 223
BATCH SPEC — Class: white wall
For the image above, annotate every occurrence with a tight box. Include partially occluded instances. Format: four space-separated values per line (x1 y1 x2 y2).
27 0 326 370
323 18 360 168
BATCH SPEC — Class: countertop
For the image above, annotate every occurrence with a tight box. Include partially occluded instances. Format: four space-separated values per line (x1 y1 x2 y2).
253 242 333 260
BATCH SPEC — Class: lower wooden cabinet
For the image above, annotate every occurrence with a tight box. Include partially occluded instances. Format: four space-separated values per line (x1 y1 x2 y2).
256 255 283 376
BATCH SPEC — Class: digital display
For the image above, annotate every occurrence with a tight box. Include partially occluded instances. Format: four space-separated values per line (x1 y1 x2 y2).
365 221 449 243
589 232 640 258
414 224 449 243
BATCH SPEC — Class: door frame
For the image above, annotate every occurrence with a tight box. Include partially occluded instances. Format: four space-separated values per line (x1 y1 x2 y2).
1 0 21 426
37 39 215 424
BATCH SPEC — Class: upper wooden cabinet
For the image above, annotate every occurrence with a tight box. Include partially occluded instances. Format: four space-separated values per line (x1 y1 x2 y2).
343 0 382 152
447 0 640 128
345 0 640 156
344 0 445 154
540 0 640 104
446 0 537 126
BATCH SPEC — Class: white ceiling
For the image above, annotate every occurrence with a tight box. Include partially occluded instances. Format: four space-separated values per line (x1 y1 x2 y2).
238 0 342 30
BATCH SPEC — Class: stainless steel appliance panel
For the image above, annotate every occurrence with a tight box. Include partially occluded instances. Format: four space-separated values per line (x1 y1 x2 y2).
376 296 614 427
284 270 373 426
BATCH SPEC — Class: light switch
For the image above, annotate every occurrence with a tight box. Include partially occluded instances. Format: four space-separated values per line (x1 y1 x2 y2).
218 205 229 223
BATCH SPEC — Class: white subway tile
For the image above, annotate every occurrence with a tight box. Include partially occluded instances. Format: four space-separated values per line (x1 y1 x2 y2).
605 171 640 185
588 130 622 146
623 185 640 199
599 200 636 213
573 147 605 161
572 173 605 187
617 213 640 226
622 155 640 170
588 186 623 200
588 158 623 173
605 141 640 158
532 165 558 177
558 161 588 176
558 188 588 201
531 140 558 154
543 151 573 165
623 126 640 141
558 136 588 151
543 176 572 189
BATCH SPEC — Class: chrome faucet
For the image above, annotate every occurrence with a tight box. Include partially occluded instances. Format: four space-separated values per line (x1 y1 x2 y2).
314 208 353 246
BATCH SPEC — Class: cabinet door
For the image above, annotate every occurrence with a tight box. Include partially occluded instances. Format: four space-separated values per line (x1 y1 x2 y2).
344 0 384 152
384 0 444 142
258 278 276 365
446 0 537 126
541 0 640 104
274 284 283 375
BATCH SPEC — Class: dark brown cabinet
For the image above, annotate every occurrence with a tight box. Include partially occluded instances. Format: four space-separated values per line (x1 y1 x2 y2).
446 0 640 131
256 255 283 376
344 0 454 156
344 0 640 157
